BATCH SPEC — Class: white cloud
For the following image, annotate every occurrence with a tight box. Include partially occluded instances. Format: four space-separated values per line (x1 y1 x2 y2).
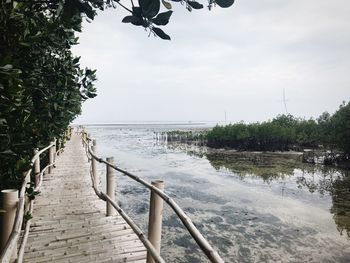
73 0 350 123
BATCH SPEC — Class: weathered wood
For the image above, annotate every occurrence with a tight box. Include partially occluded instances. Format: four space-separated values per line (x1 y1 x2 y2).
0 142 55 263
48 142 54 174
33 148 40 186
147 181 165 263
0 189 19 262
91 140 98 188
106 157 116 217
23 134 146 263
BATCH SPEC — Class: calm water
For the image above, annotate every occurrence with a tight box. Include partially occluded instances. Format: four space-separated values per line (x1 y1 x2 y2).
85 123 350 263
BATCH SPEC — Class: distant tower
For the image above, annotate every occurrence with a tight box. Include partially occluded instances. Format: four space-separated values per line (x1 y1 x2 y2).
224 110 227 125
282 88 289 115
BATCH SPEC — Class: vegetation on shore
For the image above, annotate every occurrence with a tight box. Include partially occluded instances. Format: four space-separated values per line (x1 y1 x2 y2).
165 101 350 160
207 101 350 155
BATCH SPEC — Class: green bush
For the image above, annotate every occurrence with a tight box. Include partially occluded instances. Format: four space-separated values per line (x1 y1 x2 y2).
206 103 349 153
331 101 350 154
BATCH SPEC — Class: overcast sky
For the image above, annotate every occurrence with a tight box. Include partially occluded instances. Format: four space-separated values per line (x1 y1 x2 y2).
73 0 350 124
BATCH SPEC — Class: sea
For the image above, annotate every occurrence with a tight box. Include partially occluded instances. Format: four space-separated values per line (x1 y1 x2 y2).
83 122 350 262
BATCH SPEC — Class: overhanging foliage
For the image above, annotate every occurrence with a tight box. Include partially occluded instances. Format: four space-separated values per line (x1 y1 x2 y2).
0 0 235 189
0 0 98 189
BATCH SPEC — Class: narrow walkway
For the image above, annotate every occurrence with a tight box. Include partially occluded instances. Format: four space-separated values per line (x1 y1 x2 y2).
24 135 146 263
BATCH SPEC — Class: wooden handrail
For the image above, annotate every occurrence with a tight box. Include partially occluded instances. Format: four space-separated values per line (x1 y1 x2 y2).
0 140 58 263
87 157 165 263
30 143 54 165
81 131 224 263
17 162 54 262
102 193 165 263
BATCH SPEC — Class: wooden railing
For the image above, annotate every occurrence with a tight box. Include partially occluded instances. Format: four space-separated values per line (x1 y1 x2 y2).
0 129 71 263
81 129 224 263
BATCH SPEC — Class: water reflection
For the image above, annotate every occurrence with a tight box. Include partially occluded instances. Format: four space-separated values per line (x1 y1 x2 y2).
171 142 350 239
328 172 350 237
206 151 304 181
295 168 350 237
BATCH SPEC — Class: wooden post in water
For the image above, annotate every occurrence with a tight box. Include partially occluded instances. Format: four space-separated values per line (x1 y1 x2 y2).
106 157 116 216
147 180 165 263
91 140 98 188
0 189 18 261
33 148 40 186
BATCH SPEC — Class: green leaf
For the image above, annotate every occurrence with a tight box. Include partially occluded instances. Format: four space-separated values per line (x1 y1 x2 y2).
153 27 171 40
82 2 96 19
162 0 172 9
86 91 97 98
24 211 33 221
122 15 140 24
90 0 104 8
215 0 235 8
138 0 160 18
152 11 173 26
15 158 32 172
72 57 80 64
122 15 143 26
188 1 203 9
132 6 142 17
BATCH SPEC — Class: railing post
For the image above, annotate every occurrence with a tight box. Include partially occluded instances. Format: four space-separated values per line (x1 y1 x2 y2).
23 172 30 219
0 189 19 260
56 138 60 156
106 157 116 216
87 133 91 162
59 138 63 155
53 138 57 164
84 132 87 150
67 126 72 140
91 140 99 188
82 129 86 145
48 140 55 174
147 180 165 263
33 148 40 186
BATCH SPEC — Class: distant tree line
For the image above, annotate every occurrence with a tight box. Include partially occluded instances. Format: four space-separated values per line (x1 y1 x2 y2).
206 101 350 155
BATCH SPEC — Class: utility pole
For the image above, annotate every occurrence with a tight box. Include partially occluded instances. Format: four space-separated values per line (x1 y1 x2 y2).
282 88 289 115
224 110 227 125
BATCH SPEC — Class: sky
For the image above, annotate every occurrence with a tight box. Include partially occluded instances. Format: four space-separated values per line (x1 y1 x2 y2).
72 0 350 124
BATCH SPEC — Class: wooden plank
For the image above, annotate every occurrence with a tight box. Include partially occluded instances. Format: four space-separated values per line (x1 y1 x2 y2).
25 239 145 261
23 134 146 263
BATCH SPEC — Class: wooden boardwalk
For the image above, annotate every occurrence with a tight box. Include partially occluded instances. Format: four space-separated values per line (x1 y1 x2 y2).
23 135 146 263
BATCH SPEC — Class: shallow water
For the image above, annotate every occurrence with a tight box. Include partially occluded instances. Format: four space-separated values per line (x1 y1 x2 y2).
85 123 350 262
